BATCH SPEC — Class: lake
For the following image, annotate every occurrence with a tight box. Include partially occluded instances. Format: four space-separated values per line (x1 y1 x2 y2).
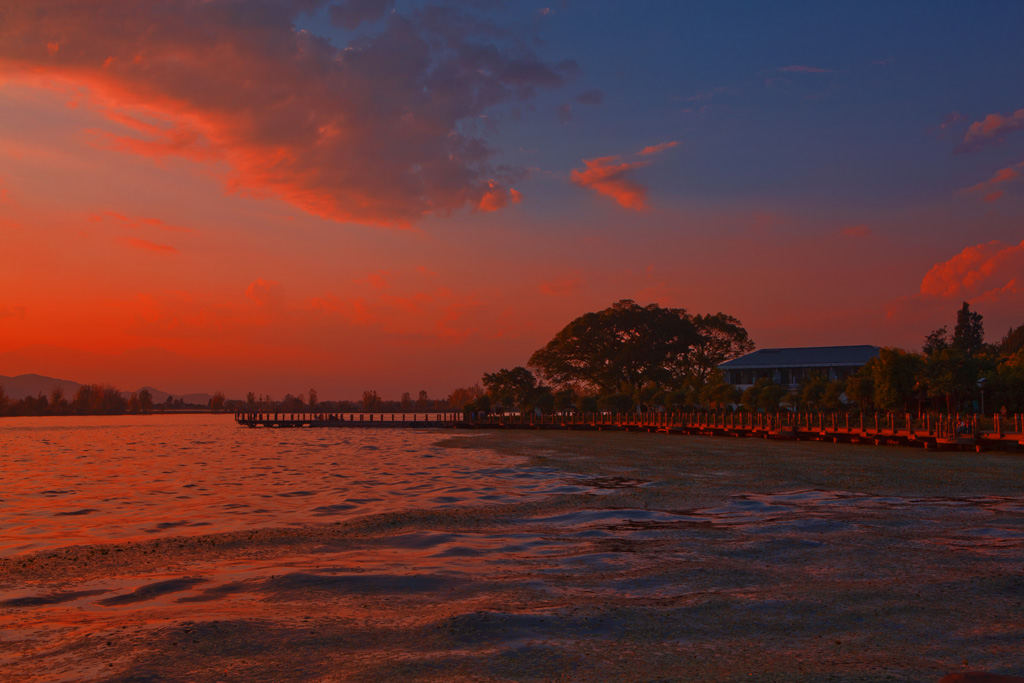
2 415 1023 682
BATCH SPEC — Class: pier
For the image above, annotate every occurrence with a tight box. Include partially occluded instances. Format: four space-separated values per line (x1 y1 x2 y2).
235 410 1024 452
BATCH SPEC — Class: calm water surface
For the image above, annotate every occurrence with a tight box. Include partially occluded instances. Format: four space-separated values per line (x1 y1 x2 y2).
0 415 591 557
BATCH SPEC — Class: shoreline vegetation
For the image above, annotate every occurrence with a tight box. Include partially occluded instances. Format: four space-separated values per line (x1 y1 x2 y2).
240 300 1022 421
3 299 1022 420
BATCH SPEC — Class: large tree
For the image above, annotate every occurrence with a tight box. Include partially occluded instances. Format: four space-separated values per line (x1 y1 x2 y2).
845 370 875 411
481 366 537 411
987 350 1024 413
952 301 984 358
999 324 1024 356
923 326 950 356
924 347 975 413
528 300 702 393
867 347 924 412
688 313 755 383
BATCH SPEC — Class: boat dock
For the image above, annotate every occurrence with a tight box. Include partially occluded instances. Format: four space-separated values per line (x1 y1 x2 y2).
235 410 1024 452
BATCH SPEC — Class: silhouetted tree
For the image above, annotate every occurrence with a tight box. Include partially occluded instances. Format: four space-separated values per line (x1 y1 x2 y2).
49 386 67 415
137 389 153 413
741 378 784 412
521 385 554 414
741 381 763 412
924 347 975 413
999 325 1024 356
209 391 227 412
868 348 925 412
952 301 984 358
446 385 483 410
597 393 634 412
362 389 382 411
281 393 304 411
529 300 701 393
482 367 537 412
688 313 755 383
578 394 599 412
71 384 125 414
698 371 739 409
72 385 96 414
923 327 951 356
986 350 1024 414
553 388 576 412
845 371 875 411
308 388 318 410
415 390 430 410
400 392 413 411
798 374 829 411
757 382 787 412
821 381 846 411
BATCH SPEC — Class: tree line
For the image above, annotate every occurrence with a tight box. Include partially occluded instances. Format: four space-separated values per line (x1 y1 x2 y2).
6 300 1018 418
465 299 1024 417
240 387 484 414
0 384 230 417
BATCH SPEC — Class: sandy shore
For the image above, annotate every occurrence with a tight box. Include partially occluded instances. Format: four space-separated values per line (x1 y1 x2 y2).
2 431 1023 682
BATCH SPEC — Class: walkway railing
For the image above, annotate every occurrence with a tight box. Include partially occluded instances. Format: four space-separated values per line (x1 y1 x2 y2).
235 410 1024 451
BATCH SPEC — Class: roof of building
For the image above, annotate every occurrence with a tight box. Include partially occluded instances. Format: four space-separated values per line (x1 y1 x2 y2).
719 345 880 370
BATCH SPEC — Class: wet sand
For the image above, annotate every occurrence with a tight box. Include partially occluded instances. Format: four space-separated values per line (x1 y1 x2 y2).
2 431 1024 682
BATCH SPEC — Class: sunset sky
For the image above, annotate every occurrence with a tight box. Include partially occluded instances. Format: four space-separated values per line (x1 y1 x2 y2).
2 1 1023 399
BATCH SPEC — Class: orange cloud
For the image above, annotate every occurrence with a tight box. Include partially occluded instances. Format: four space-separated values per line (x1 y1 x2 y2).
571 156 649 210
123 237 178 254
245 278 283 307
638 141 680 156
919 240 1024 302
476 181 522 212
571 139 681 209
960 108 1024 151
0 1 575 227
958 163 1023 202
357 271 392 290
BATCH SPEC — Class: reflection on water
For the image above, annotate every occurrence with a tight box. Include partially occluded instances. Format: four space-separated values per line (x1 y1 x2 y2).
0 415 594 557
2 419 1024 681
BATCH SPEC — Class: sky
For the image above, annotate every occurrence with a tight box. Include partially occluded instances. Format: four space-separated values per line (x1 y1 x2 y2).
1 0 1023 400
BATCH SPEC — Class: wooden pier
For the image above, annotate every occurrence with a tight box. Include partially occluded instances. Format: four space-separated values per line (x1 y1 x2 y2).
235 410 1024 452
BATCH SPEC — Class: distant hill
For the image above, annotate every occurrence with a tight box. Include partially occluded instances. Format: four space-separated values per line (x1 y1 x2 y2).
0 374 213 405
0 374 82 400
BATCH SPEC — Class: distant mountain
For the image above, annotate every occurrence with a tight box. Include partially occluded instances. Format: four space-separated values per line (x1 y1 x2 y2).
0 373 214 405
0 374 82 400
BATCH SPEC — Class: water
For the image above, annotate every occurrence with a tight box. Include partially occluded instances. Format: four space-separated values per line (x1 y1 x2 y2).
0 415 593 556
2 417 1024 682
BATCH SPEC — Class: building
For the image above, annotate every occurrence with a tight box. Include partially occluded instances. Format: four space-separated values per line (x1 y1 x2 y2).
719 345 880 390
